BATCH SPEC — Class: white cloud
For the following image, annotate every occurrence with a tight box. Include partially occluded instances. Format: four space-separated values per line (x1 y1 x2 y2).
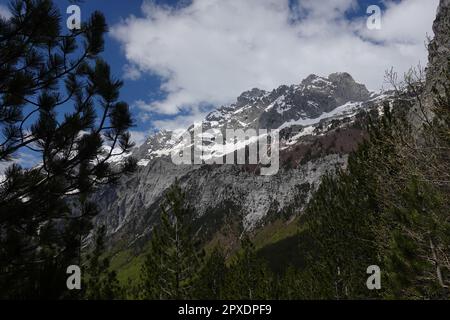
129 130 150 146
0 4 11 19
0 152 41 176
123 63 142 80
112 0 439 128
152 109 211 131
357 0 438 44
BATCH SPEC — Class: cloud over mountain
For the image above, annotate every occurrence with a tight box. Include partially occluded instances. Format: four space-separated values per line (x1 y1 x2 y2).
111 0 438 129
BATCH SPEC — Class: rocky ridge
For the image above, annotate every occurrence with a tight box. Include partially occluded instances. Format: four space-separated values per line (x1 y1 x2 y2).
96 73 395 250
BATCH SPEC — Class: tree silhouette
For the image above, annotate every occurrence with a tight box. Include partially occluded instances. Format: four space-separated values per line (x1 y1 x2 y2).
0 0 136 299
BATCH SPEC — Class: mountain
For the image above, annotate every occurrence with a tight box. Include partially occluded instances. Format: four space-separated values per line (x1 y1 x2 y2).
94 72 396 251
91 0 450 297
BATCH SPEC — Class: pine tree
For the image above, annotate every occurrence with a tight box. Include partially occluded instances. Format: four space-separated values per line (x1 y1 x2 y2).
299 105 404 299
296 65 450 299
83 226 122 300
0 0 136 299
277 266 314 300
380 63 450 298
193 246 227 299
140 183 203 300
223 237 273 300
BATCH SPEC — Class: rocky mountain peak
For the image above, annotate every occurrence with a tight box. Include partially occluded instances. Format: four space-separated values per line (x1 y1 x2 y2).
96 70 396 248
299 72 370 103
133 129 178 161
135 72 378 157
132 72 384 169
328 71 353 82
426 0 450 93
329 72 370 103
237 88 267 106
301 73 323 83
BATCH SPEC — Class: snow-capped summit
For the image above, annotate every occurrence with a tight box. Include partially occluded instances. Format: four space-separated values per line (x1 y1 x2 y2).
93 72 398 249
132 73 379 165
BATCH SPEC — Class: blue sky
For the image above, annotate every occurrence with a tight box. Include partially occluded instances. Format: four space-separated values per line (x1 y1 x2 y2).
0 0 440 169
